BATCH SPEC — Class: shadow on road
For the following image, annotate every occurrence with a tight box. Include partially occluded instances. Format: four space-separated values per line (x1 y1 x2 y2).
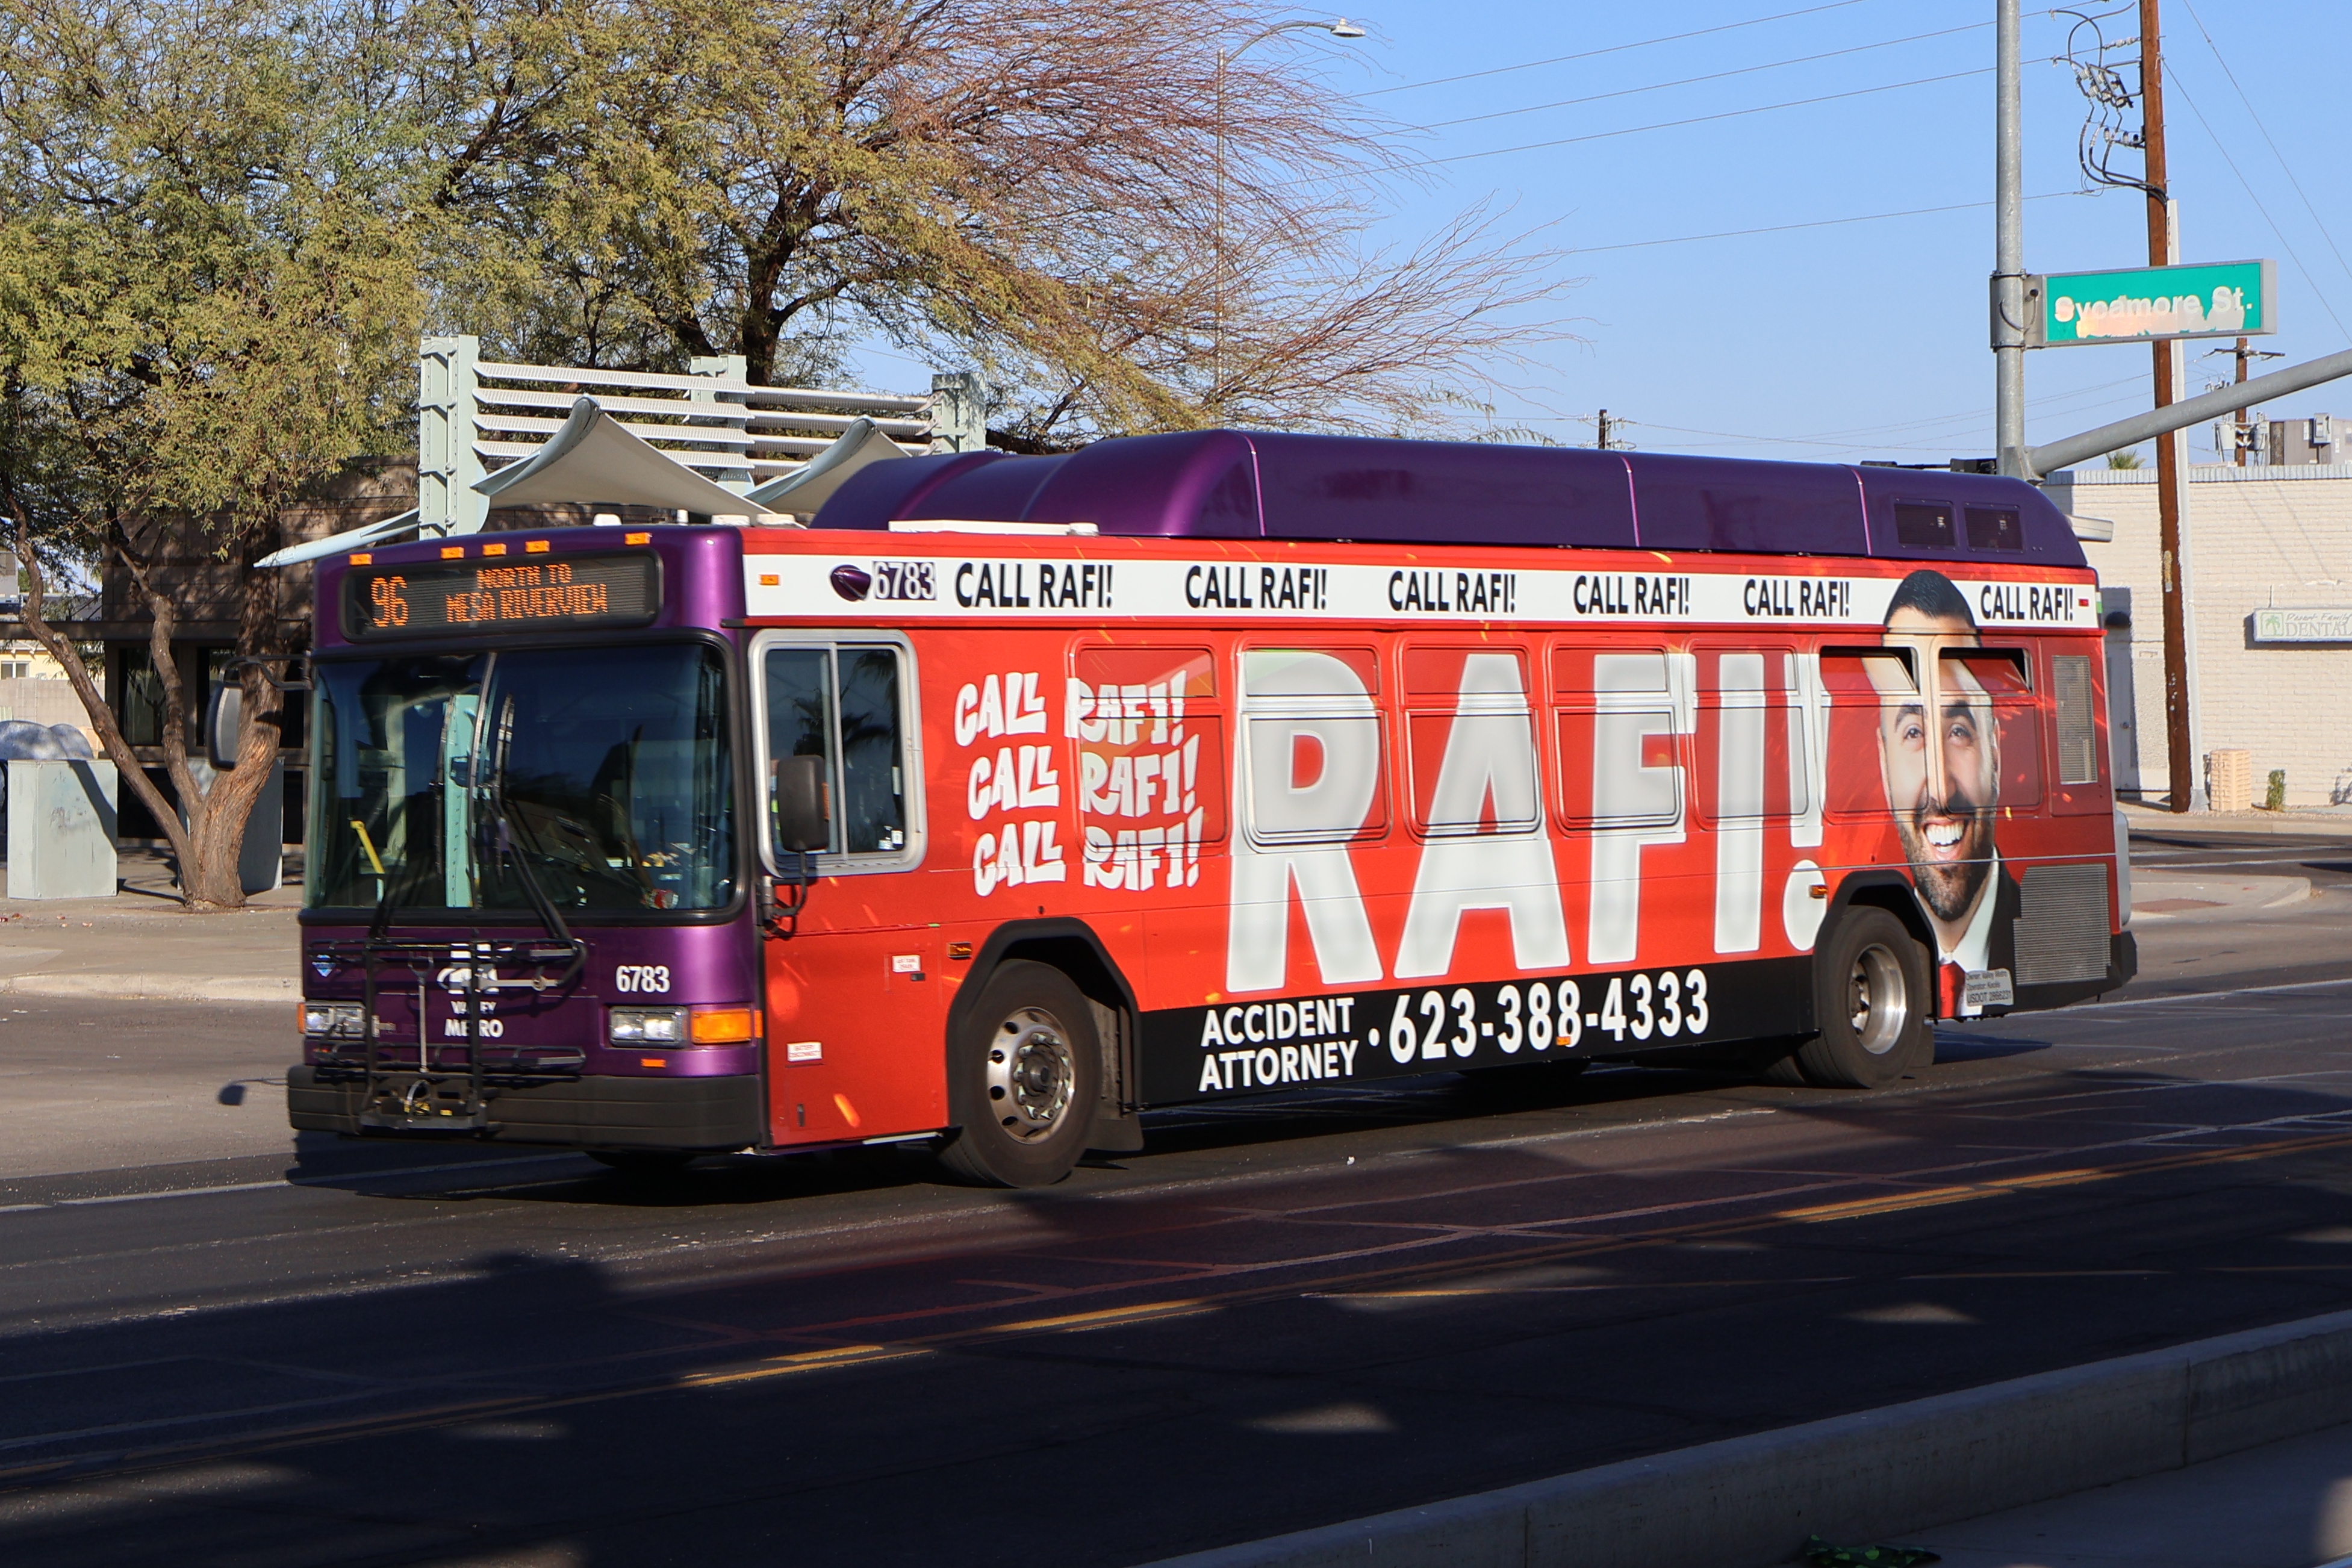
10 1050 2352 1568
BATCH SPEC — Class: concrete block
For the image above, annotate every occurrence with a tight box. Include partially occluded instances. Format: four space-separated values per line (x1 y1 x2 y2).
6 759 117 899
2184 1308 2352 1464
1519 1355 2185 1568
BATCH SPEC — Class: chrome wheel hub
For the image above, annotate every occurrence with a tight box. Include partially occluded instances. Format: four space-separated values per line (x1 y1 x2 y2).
1847 942 1910 1057
987 1006 1075 1139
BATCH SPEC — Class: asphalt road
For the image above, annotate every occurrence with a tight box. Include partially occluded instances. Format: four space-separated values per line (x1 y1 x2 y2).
3 830 2350 1568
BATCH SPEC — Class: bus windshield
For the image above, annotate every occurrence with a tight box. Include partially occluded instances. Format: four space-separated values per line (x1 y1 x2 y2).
308 643 735 915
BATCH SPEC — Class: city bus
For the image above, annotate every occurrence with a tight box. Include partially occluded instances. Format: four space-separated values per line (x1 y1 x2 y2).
288 430 2135 1186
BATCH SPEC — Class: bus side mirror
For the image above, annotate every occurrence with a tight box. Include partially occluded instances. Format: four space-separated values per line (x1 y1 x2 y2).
772 756 830 854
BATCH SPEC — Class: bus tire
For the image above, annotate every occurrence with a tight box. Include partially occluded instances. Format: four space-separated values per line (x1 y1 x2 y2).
1795 907 1930 1089
938 960 1101 1189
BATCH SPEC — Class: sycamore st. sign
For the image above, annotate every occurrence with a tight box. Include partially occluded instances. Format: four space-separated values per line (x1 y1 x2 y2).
2026 260 2276 348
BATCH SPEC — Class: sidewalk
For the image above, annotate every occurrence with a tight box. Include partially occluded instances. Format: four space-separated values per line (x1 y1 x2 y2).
2124 798 2352 838
0 848 298 1004
1914 1417 2352 1567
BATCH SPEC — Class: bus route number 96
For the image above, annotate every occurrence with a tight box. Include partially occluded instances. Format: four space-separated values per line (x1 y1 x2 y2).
1380 968 1710 1065
370 574 410 629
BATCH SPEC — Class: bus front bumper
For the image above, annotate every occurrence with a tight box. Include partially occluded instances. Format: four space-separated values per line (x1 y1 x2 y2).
287 1067 765 1153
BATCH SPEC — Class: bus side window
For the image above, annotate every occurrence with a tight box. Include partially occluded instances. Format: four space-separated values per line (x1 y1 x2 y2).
1237 647 1387 845
1551 646 1682 829
1818 647 1913 819
836 647 909 853
1693 646 1806 825
2051 653 2100 786
761 642 912 861
1401 646 1539 838
1070 646 1228 845
1940 647 2039 810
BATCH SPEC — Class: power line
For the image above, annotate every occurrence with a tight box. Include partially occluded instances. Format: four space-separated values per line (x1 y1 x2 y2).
1396 67 1993 174
1516 376 2153 458
2163 73 2352 345
2177 0 2352 302
1366 0 1890 98
1416 21 1988 134
1556 187 2088 260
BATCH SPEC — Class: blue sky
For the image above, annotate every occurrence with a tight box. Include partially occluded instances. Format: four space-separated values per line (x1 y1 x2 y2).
862 2 2352 468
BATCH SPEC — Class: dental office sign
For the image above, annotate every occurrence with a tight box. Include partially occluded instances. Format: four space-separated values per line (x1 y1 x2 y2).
2026 260 2276 347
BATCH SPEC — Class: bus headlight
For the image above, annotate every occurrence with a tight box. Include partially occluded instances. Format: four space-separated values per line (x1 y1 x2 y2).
609 1006 688 1045
302 1002 364 1039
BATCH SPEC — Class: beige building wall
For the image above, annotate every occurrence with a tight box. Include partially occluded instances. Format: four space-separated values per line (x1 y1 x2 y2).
2046 464 2352 807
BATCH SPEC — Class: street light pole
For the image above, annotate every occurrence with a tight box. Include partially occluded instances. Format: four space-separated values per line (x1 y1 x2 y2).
1993 0 2026 476
1213 17 1365 411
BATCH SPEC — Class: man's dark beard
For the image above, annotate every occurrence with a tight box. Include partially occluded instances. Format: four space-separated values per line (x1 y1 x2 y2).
1895 793 1994 923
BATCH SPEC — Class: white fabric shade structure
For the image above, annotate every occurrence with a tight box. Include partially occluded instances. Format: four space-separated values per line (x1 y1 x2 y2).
743 416 907 515
472 396 760 514
260 394 912 567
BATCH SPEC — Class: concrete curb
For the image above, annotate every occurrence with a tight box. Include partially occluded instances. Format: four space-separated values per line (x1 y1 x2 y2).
1143 1308 2352 1568
0 972 294 1003
2124 806 2352 838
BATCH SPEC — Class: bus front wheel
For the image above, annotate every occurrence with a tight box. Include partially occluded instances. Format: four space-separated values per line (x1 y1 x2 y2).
1794 908 1931 1089
938 960 1102 1188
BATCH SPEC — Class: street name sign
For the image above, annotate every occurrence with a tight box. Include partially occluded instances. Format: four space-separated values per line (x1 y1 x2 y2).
2026 260 2276 347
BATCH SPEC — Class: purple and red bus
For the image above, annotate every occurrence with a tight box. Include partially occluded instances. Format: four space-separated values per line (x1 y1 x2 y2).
289 432 2133 1186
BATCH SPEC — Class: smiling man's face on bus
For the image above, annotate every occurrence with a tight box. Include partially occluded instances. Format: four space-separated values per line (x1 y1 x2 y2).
1870 570 2000 949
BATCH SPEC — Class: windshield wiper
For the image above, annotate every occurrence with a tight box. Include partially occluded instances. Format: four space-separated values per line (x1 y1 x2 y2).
478 691 586 983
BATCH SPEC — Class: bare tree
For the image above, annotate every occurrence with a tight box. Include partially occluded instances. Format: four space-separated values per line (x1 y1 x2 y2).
415 0 1573 432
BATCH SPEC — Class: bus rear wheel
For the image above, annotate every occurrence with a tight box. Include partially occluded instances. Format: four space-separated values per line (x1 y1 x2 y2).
938 960 1101 1189
1794 907 1930 1089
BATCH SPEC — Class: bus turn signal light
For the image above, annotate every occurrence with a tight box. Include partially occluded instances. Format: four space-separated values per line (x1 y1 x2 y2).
689 1007 758 1044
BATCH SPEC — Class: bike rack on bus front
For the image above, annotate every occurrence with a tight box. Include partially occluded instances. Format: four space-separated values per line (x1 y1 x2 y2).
311 933 587 1132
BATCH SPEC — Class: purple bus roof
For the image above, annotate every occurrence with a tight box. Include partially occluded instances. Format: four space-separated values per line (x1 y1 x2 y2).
812 429 2086 569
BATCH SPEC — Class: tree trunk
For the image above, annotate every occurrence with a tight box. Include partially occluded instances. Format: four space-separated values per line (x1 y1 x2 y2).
8 511 284 910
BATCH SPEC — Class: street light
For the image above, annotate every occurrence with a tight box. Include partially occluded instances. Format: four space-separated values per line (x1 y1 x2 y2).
1212 18 1367 407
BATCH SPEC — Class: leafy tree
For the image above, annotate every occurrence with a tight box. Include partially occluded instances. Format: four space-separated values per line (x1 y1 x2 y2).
0 0 421 909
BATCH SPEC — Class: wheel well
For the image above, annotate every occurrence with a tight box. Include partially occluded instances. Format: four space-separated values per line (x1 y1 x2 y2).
1836 877 1935 956
951 918 1140 1121
994 936 1130 1018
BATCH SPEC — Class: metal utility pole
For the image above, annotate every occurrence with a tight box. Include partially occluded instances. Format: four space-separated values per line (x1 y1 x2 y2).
2138 0 2197 812
1993 0 2027 476
1596 409 1614 451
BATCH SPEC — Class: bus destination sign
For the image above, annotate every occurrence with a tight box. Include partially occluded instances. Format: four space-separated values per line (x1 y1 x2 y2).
345 552 661 639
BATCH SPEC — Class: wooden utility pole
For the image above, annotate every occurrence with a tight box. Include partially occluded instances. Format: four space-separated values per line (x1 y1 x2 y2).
2141 0 2195 811
2233 337 2252 465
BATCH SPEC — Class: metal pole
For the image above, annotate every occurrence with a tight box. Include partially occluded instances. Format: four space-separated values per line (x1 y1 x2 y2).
2025 345 2352 475
1993 0 2026 476
2139 0 2197 812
